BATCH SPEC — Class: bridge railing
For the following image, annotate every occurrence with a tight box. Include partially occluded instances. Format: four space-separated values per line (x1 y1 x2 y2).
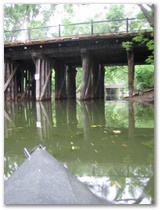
4 18 152 43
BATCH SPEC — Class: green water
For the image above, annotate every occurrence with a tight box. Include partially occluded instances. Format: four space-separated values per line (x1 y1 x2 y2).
4 99 154 204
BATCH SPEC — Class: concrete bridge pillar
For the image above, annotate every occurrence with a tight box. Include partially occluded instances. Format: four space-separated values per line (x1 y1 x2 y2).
67 65 77 99
34 55 54 101
55 62 67 100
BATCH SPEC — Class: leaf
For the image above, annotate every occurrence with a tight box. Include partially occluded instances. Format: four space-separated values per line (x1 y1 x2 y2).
112 130 121 134
122 144 128 147
91 125 97 128
71 146 80 150
91 124 102 128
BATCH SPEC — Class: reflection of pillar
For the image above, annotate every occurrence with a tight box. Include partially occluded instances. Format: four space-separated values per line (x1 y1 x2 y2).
127 50 134 97
67 100 78 127
128 101 135 138
67 65 77 99
36 102 53 141
55 62 67 100
55 101 67 127
36 102 43 141
91 100 106 126
80 101 91 141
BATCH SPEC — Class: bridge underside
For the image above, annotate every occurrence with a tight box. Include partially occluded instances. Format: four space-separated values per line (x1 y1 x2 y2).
4 32 152 101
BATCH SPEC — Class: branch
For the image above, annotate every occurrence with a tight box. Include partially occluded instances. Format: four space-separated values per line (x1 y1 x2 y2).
137 4 154 28
146 4 154 10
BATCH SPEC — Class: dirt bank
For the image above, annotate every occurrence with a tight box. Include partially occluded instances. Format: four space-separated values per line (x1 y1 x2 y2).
124 88 154 106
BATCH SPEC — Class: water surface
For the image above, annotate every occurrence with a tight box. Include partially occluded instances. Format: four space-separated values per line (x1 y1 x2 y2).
4 99 154 204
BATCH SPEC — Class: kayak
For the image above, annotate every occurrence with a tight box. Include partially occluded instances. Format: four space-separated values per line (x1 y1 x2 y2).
4 145 113 205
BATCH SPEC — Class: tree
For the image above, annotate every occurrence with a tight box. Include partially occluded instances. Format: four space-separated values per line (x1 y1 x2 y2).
122 4 154 64
105 4 125 33
134 65 154 90
4 4 56 41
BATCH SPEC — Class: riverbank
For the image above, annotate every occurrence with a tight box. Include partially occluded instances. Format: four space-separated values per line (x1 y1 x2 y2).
124 88 154 106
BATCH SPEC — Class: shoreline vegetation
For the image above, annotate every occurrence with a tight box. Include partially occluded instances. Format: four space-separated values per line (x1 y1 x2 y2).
124 88 154 106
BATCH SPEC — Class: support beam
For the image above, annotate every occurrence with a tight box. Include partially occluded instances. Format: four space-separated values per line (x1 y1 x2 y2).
40 68 52 100
99 65 105 98
55 62 67 100
127 50 134 97
4 61 20 101
4 64 19 92
92 61 99 98
34 56 54 101
80 49 93 100
21 76 34 100
35 58 41 100
67 65 77 99
92 63 104 99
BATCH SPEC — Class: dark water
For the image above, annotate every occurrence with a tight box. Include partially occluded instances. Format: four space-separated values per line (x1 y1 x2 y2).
4 99 154 204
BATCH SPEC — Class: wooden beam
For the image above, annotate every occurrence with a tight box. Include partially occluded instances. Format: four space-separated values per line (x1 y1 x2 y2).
127 50 134 97
80 49 93 100
4 64 19 92
35 59 41 100
40 69 52 100
21 77 34 100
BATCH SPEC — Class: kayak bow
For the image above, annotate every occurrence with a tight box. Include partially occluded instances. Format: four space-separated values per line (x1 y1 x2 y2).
4 145 113 205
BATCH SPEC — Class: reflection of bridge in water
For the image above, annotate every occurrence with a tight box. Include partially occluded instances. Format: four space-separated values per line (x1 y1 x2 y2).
4 100 154 204
105 84 126 98
4 100 154 163
105 84 126 89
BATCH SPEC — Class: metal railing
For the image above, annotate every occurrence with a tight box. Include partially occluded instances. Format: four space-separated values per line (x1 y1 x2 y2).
4 18 152 43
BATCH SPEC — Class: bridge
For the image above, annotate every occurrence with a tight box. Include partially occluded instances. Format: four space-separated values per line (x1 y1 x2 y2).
4 18 153 101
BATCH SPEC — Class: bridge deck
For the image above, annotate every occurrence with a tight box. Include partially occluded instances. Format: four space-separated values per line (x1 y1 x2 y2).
4 31 152 66
4 32 140 47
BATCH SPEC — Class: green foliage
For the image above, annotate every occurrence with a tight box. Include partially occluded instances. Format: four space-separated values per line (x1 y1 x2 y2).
106 4 124 20
134 65 154 90
134 103 154 128
4 4 56 41
132 32 149 44
122 4 154 64
105 66 128 85
75 67 83 91
51 69 55 92
105 4 125 33
133 32 154 64
105 103 128 128
122 41 133 51
146 39 154 51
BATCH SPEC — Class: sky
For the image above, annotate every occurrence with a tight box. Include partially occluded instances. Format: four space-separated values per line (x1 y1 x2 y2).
4 3 142 28
49 4 141 25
